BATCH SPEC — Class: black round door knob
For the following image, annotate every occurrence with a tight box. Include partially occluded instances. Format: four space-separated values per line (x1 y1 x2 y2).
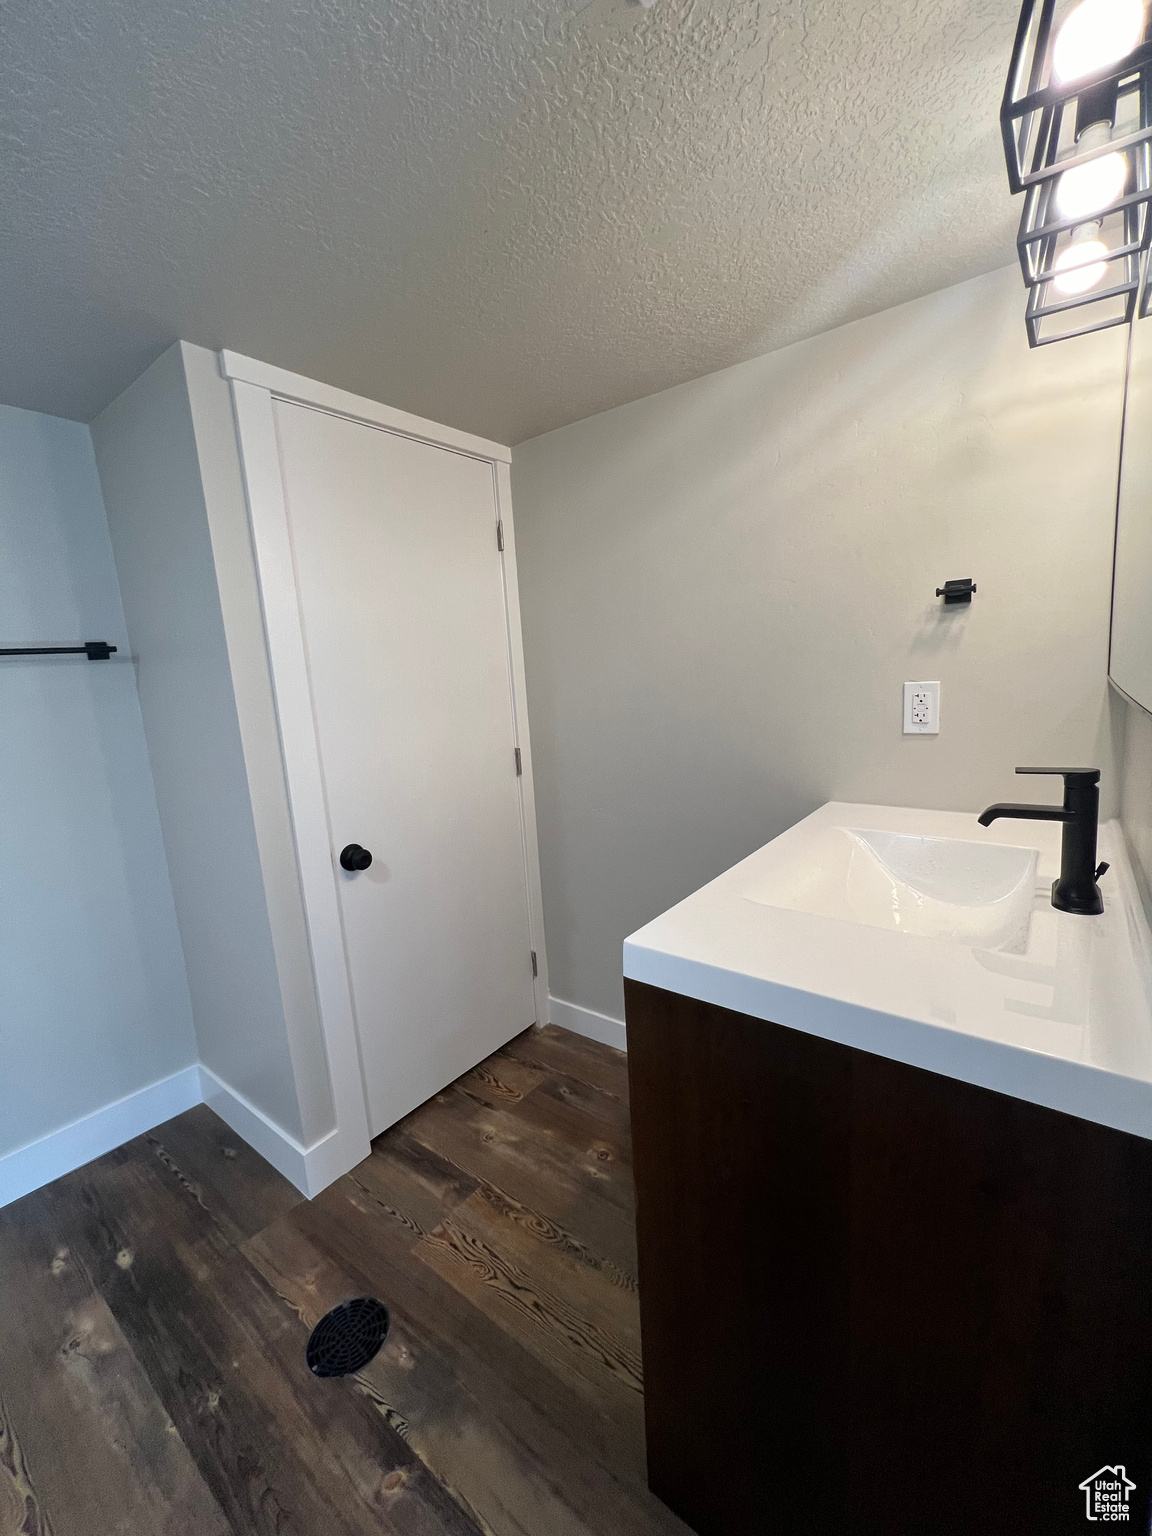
339 844 373 872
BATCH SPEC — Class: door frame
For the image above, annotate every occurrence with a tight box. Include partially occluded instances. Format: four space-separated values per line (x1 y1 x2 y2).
221 349 550 1190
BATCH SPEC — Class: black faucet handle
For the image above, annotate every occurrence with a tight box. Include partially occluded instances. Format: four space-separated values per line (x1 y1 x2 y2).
1015 766 1100 785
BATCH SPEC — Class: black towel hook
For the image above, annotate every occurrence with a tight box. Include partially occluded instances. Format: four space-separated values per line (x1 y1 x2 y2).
936 579 976 606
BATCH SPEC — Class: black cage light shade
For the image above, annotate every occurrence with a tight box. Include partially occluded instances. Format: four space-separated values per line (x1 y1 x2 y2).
1003 0 1152 341
1024 243 1142 341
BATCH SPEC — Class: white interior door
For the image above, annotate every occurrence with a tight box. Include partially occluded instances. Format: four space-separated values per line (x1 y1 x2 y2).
272 399 536 1137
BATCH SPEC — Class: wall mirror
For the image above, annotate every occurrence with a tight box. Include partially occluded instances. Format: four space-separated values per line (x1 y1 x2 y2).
1113 320 1152 713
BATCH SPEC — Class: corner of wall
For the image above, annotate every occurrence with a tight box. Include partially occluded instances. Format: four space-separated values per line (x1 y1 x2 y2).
91 343 332 1167
0 393 200 1200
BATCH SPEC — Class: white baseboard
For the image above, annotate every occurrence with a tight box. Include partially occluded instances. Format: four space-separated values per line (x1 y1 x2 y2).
548 994 627 1052
0 1059 358 1211
198 1066 351 1198
0 1064 203 1210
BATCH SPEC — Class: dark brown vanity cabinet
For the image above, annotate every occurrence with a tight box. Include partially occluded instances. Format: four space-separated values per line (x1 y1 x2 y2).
625 978 1152 1536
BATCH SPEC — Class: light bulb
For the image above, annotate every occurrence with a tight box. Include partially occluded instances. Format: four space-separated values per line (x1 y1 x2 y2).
1054 149 1128 216
1052 0 1144 83
1052 235 1110 292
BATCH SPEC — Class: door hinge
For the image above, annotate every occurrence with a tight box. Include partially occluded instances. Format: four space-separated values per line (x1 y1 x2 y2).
531 950 538 978
496 520 504 552
514 746 522 776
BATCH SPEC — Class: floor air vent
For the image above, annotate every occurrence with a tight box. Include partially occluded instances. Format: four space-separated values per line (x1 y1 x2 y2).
306 1297 390 1378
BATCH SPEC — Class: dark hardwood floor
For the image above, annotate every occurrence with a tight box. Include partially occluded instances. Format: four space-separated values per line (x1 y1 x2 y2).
0 1025 692 1536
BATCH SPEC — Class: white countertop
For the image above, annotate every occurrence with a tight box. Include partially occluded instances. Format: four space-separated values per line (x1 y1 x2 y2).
623 803 1152 1141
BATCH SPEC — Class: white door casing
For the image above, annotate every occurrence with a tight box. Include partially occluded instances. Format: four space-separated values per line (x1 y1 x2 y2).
224 352 549 1187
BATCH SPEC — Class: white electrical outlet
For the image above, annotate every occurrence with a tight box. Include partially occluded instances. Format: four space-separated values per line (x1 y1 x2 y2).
903 681 940 735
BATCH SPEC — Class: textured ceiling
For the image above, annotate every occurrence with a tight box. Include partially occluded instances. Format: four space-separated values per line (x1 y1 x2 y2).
3 0 1022 443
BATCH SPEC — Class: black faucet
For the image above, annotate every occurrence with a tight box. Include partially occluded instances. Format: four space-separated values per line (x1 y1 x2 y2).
978 767 1107 915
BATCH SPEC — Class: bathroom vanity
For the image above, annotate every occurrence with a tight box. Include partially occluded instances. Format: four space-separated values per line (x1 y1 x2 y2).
624 803 1152 1536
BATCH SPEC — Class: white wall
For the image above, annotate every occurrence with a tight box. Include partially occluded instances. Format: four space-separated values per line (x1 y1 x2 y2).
513 264 1128 1027
0 404 196 1159
92 344 334 1148
1113 313 1152 921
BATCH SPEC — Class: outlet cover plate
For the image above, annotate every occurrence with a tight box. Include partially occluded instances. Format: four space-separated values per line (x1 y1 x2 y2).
904 681 940 735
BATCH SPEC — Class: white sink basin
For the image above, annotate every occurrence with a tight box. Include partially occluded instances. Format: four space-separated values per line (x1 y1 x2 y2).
624 802 1152 1146
743 825 1040 952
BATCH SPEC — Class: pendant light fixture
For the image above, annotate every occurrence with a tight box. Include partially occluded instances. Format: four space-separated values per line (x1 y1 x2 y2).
1002 0 1152 342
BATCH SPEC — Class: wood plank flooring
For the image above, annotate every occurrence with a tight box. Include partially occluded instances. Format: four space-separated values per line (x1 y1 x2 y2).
0 1025 693 1536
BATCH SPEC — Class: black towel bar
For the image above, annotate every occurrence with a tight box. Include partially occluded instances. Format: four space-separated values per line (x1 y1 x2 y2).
0 641 117 660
